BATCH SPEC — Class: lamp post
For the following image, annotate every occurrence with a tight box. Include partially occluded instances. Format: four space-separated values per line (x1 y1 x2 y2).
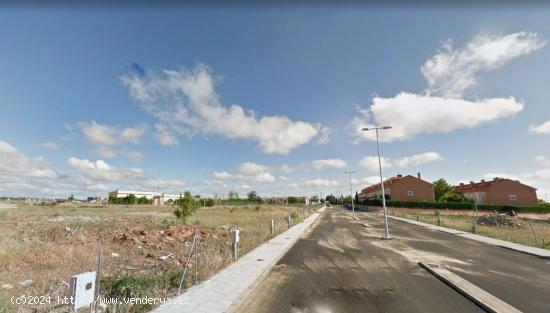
362 126 392 239
344 171 355 215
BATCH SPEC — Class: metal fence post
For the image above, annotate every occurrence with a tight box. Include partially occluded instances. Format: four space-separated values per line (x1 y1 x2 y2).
286 215 291 228
94 246 102 313
270 219 274 237
528 220 539 246
178 235 197 294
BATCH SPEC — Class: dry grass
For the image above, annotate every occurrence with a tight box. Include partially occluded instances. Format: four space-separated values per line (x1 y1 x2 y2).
0 203 317 313
386 208 550 250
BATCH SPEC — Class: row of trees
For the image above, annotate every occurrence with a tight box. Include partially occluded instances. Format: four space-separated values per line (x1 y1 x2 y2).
108 194 153 205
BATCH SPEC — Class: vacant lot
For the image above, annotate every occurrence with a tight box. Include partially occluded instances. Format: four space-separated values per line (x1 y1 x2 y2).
380 207 550 250
0 203 317 313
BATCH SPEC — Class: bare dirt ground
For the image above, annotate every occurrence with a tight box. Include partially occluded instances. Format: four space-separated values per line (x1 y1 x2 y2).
0 203 317 313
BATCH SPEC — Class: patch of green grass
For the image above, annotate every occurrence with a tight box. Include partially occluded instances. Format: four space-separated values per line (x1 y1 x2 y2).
102 268 183 313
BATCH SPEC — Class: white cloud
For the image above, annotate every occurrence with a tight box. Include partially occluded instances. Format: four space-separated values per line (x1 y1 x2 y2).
393 152 443 167
39 141 59 150
534 155 549 166
0 141 58 179
67 157 146 183
79 121 148 146
349 32 542 144
359 156 391 172
422 32 545 98
214 171 233 181
529 120 550 134
312 158 347 170
212 162 275 184
315 127 332 145
239 162 270 176
280 164 293 174
352 176 384 186
121 64 323 154
290 178 341 188
348 93 523 142
360 152 442 172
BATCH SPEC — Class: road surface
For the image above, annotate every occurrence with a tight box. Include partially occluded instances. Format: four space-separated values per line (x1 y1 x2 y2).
232 207 550 313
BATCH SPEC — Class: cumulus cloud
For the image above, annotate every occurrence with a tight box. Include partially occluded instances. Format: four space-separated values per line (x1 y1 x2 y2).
393 152 443 167
360 152 442 172
352 176 385 186
315 127 332 145
67 157 147 182
359 156 392 172
121 63 323 154
349 93 523 142
289 178 341 188
213 162 275 184
529 120 550 134
0 141 58 179
39 141 59 150
79 121 147 146
349 32 543 143
280 164 293 174
312 158 347 170
422 32 545 98
534 155 549 166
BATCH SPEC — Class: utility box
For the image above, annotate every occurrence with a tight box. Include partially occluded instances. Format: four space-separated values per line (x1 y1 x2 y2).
231 229 240 243
68 271 96 310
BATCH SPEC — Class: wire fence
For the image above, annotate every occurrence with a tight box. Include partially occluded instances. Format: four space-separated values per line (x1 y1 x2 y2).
386 207 550 250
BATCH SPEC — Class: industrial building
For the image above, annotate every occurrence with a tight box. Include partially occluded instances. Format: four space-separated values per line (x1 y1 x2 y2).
107 190 181 206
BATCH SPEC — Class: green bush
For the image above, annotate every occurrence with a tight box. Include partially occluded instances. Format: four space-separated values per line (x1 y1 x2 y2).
174 191 200 221
359 198 550 213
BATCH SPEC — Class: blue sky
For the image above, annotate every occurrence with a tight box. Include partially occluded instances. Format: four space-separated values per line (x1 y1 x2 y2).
1 8 550 199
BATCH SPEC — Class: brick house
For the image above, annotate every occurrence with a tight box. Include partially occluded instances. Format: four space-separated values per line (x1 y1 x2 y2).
358 173 434 202
455 178 538 206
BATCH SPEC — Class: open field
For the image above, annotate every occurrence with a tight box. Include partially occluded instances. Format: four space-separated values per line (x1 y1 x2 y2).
0 203 318 313
375 207 550 250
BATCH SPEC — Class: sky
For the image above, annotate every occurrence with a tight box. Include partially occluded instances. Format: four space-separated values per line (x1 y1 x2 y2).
1 6 550 200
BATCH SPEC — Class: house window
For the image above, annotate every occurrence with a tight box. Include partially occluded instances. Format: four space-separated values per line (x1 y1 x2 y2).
407 191 414 197
509 194 517 201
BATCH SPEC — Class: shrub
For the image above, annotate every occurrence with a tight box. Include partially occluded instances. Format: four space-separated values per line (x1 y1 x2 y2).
174 191 200 221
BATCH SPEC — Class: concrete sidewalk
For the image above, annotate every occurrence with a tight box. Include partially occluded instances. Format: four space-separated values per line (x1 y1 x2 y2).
151 210 322 313
388 215 550 259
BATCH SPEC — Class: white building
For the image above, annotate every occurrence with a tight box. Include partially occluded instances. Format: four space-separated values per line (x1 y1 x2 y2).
108 190 181 206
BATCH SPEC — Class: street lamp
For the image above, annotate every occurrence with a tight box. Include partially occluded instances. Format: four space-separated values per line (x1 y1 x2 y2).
344 171 355 215
362 126 392 239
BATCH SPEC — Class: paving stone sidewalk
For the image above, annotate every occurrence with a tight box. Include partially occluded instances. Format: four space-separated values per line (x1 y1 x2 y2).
151 210 322 313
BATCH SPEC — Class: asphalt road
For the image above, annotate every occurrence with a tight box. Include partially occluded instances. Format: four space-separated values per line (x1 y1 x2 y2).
232 207 550 313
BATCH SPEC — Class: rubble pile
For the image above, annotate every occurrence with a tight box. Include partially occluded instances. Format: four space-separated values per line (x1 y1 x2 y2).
476 213 525 228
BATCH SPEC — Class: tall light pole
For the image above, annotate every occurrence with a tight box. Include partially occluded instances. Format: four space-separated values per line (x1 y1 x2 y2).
362 126 392 239
344 171 355 215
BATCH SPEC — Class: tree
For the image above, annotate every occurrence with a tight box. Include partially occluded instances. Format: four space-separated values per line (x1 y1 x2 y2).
138 196 150 205
310 195 319 203
228 190 239 200
325 194 337 205
174 191 200 221
247 191 260 202
355 191 359 203
205 198 215 207
127 194 137 205
68 194 74 201
287 196 299 204
433 178 465 202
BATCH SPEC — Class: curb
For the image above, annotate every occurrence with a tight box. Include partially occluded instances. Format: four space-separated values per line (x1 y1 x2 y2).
419 262 522 313
388 215 550 259
151 207 323 313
